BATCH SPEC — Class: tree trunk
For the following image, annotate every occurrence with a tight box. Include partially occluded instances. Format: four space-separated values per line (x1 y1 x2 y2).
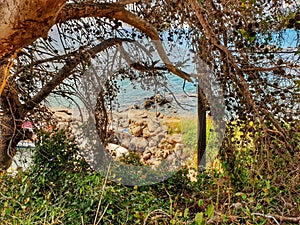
95 90 108 145
197 86 206 172
0 111 21 170
0 66 25 170
0 0 66 59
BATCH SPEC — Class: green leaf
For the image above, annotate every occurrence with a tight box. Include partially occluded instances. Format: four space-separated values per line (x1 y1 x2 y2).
242 193 247 200
195 212 204 225
198 199 204 207
206 204 214 219
170 219 176 224
184 208 189 218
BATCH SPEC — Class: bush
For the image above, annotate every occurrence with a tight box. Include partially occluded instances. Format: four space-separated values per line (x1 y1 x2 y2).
0 126 299 225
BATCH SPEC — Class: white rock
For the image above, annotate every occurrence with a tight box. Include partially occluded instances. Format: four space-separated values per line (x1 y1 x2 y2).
106 143 129 158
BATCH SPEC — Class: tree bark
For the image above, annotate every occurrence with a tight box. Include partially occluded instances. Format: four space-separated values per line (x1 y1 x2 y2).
0 65 25 170
95 90 108 145
0 0 66 59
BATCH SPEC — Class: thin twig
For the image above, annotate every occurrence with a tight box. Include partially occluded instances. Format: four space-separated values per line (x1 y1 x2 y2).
143 209 171 225
96 203 110 225
164 186 173 215
6 96 16 159
93 162 111 225
252 213 280 225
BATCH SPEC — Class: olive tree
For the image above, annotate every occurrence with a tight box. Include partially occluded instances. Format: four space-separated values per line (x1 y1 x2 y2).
0 0 299 173
0 0 193 170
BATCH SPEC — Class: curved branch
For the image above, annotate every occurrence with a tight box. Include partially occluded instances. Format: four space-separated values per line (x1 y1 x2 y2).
187 0 294 140
24 38 129 111
57 3 192 82
1 1 192 82
0 0 67 58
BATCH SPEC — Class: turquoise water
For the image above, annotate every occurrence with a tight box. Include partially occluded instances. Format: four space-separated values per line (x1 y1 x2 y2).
115 74 198 114
46 28 299 115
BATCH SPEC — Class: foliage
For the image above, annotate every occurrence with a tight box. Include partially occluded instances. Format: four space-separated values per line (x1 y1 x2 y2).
1 125 298 224
179 116 218 168
119 151 143 166
0 0 300 224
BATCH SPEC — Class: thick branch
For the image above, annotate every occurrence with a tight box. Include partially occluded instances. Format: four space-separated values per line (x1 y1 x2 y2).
1 2 192 82
57 3 192 81
0 0 67 58
24 38 128 110
188 0 260 114
115 0 141 5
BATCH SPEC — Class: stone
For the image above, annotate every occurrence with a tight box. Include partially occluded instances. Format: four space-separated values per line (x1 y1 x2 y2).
165 143 173 150
153 133 166 144
168 134 182 144
147 120 160 133
106 143 129 158
121 139 130 149
148 139 158 148
144 99 154 108
128 109 147 120
116 130 131 140
155 94 172 105
131 104 140 109
148 147 157 154
142 151 152 161
147 158 161 168
130 124 143 137
142 127 151 138
130 137 148 152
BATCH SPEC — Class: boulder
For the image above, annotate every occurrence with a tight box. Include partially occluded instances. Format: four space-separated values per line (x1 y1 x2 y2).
106 143 129 158
130 137 148 152
142 127 151 138
130 124 144 137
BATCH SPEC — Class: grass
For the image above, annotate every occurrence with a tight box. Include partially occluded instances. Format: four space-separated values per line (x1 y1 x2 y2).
165 115 220 169
0 124 299 224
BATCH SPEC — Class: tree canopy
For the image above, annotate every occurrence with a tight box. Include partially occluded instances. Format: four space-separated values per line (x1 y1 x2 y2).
0 0 299 172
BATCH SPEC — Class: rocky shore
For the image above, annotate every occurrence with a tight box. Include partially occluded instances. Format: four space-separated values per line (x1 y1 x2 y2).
48 94 196 168
106 109 191 168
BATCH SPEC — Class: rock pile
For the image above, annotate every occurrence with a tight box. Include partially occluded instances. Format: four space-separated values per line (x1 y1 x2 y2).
143 94 173 108
107 109 187 167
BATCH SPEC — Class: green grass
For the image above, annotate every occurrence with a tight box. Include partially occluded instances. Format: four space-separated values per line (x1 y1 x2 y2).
1 126 299 225
179 116 219 168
